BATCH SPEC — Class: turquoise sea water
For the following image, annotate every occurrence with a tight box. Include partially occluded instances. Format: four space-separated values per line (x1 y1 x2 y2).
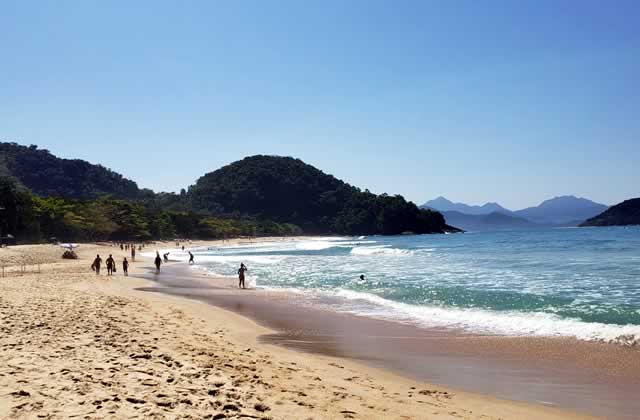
168 227 640 345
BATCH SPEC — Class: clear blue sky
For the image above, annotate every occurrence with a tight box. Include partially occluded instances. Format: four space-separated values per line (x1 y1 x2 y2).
1 0 638 209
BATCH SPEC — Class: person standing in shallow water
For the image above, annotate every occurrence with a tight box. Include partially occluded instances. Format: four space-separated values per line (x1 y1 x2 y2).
92 254 102 275
122 257 129 276
188 251 194 264
155 252 162 274
106 254 115 276
238 263 248 289
131 246 135 262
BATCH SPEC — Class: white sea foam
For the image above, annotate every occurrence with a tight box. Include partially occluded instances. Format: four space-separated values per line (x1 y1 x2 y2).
329 289 640 345
160 230 640 347
295 240 341 251
143 252 285 265
350 246 413 256
295 239 377 250
307 236 352 241
212 241 283 250
211 255 285 264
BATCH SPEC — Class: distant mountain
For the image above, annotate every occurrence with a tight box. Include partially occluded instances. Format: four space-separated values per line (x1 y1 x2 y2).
422 195 609 228
580 198 640 227
188 155 459 235
0 142 150 200
513 196 608 225
422 196 512 216
440 210 539 231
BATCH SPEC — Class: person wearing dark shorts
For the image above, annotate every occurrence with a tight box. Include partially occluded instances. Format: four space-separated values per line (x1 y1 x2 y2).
106 254 115 275
122 257 129 276
92 255 102 275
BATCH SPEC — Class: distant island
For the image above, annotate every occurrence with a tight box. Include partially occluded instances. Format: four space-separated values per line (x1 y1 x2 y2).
0 142 458 243
422 196 608 231
580 198 640 227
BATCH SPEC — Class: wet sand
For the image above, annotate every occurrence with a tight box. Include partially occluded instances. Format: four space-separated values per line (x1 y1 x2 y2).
137 264 640 419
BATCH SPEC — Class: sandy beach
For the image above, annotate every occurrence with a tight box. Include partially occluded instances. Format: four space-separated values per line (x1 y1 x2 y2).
0 241 602 419
137 260 640 419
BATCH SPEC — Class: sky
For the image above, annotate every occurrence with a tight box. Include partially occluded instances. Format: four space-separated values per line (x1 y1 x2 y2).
1 0 639 209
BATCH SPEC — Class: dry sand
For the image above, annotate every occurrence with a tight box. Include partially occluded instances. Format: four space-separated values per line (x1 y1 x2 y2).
0 242 594 419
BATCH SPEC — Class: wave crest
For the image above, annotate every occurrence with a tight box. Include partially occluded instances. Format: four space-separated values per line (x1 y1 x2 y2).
350 246 413 256
332 289 640 346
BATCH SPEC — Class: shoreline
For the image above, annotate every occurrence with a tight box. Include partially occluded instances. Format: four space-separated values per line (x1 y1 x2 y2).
146 233 640 347
135 261 640 419
0 241 614 419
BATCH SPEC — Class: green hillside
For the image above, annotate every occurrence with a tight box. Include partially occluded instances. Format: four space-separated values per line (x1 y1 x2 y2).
0 142 148 199
0 143 456 242
580 198 640 227
188 155 454 235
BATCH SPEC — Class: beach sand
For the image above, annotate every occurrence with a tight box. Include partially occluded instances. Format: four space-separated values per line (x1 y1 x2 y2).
0 242 595 419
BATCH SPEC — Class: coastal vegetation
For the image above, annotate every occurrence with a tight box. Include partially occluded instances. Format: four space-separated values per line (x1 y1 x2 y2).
188 155 452 235
0 142 149 199
0 175 300 242
580 198 640 227
0 142 453 242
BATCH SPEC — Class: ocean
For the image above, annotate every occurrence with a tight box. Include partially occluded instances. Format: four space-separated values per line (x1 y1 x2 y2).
166 227 640 346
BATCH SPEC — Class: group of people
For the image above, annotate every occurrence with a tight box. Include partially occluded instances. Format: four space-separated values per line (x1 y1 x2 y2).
118 242 143 256
153 250 194 273
93 246 251 290
91 241 143 276
91 254 129 276
152 250 248 289
115 242 139 262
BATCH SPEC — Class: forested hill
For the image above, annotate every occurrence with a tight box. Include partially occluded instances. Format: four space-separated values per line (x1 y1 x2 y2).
580 198 640 227
0 142 148 199
188 155 455 235
0 144 457 240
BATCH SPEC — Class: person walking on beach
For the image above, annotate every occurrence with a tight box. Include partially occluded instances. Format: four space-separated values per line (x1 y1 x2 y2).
155 252 162 274
106 254 115 276
188 251 194 264
238 262 248 289
122 257 129 276
91 254 102 275
131 246 136 262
